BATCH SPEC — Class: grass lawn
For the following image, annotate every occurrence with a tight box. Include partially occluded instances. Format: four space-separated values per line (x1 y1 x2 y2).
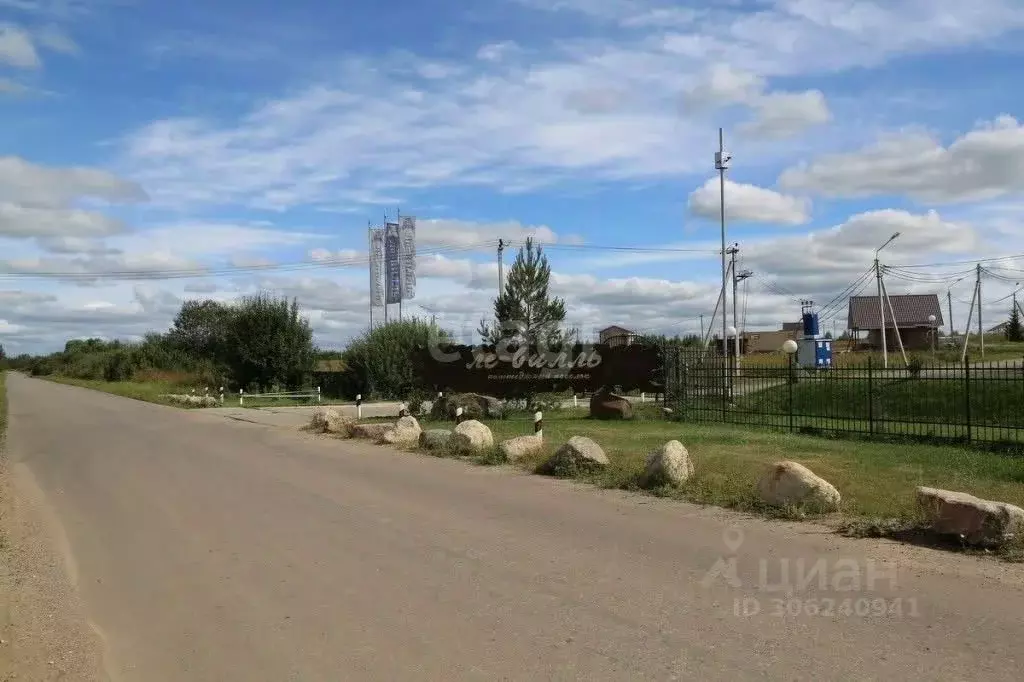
41 376 354 409
415 408 1024 522
43 376 197 406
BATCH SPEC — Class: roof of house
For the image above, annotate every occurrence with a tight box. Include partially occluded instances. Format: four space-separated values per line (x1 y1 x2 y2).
314 359 348 373
848 294 944 330
742 329 799 353
598 325 634 336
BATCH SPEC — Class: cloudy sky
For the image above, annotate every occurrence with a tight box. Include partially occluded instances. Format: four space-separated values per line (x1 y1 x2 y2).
2 0 1024 353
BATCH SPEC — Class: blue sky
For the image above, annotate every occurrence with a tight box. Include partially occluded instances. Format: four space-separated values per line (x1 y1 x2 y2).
2 0 1024 351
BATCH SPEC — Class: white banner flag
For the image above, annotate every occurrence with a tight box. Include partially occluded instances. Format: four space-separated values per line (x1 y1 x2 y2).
369 227 385 307
400 215 416 300
384 222 402 305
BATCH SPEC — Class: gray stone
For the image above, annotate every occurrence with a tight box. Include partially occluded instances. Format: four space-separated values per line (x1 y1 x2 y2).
419 429 453 450
639 440 693 488
917 486 1024 547
379 415 422 446
538 436 609 476
451 420 494 453
757 461 841 512
350 422 392 440
499 435 544 463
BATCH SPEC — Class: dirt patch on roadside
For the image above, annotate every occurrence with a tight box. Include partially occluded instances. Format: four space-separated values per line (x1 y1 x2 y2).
1 457 108 681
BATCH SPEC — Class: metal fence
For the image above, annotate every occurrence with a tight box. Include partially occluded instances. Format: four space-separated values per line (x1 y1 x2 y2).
663 350 1024 451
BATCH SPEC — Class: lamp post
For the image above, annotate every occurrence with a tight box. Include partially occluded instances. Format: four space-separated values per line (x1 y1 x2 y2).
928 314 937 355
875 232 901 369
782 339 798 432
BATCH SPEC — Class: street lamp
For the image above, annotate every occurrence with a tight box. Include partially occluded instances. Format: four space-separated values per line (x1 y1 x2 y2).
875 232 901 368
928 314 937 354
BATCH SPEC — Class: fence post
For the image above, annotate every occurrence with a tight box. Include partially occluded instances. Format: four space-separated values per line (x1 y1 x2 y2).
964 355 972 444
239 388 244 406
788 353 795 433
317 386 321 404
867 357 874 435
356 394 362 419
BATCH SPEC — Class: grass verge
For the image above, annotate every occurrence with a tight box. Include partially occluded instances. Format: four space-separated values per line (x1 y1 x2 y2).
411 410 1024 525
41 376 198 406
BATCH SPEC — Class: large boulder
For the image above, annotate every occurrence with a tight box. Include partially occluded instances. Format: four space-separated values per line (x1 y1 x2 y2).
757 461 841 512
451 419 494 453
590 388 633 420
499 435 544 463
916 487 1024 547
538 436 609 476
419 429 453 451
308 407 353 434
639 440 694 488
350 422 393 441
380 416 422 446
431 393 505 421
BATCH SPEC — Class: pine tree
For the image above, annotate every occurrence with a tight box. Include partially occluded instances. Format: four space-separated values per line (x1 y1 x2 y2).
1007 302 1023 342
479 238 570 346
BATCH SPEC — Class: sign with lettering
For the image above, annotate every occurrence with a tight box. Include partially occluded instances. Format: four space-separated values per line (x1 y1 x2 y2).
415 343 663 397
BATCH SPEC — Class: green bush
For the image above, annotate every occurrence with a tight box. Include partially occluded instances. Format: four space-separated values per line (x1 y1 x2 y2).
343 319 449 400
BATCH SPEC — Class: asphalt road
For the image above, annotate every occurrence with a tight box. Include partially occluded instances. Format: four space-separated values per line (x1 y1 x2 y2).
6 373 1024 681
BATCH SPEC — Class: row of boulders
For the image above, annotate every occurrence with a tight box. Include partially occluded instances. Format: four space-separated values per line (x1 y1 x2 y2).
164 393 219 408
310 408 1023 548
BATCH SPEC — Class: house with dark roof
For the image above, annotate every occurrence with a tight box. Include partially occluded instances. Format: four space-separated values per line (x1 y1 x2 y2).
847 294 944 351
598 325 635 347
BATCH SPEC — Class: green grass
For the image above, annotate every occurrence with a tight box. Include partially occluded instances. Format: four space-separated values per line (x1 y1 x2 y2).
742 376 1024 426
40 376 355 409
415 409 1024 522
42 376 199 406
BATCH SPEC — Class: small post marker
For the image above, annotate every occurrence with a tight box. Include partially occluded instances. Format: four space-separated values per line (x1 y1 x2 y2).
534 411 543 440
399 402 409 417
455 406 464 424
356 394 363 419
317 386 321 404
239 388 244 406
641 392 646 403
574 394 578 408
219 386 225 405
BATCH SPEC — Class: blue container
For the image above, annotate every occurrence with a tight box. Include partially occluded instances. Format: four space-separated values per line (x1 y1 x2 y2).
802 312 820 337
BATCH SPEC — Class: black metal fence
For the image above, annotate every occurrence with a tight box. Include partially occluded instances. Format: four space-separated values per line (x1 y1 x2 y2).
663 350 1024 451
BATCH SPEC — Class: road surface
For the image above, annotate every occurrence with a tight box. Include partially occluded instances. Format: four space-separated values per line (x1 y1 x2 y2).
4 373 1024 681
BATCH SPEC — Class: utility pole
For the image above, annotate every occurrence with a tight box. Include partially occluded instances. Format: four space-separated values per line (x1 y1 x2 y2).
700 314 705 341
977 263 984 359
727 243 739 363
497 239 505 294
715 128 731 361
874 232 900 368
947 289 954 338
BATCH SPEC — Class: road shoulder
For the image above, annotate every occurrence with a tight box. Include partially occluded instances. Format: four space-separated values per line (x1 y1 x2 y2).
0 456 108 681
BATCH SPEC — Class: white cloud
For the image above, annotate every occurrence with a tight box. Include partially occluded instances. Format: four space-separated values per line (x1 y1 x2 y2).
0 23 38 68
0 155 147 208
0 77 29 94
779 115 1024 202
0 203 127 239
417 219 562 249
476 40 518 62
117 1 1024 210
740 89 831 139
33 24 77 54
688 178 811 225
